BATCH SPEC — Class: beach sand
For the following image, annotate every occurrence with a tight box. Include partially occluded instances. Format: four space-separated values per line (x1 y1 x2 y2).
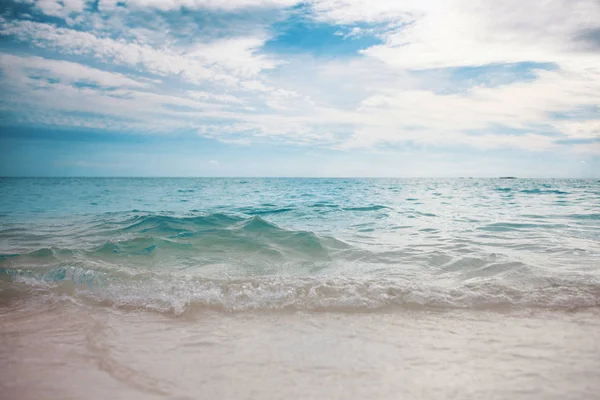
2 292 599 400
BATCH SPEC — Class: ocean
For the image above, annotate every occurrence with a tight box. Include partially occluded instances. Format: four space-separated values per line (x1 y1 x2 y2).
1 177 599 399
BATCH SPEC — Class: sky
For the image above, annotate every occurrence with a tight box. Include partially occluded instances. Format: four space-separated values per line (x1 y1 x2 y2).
0 0 599 177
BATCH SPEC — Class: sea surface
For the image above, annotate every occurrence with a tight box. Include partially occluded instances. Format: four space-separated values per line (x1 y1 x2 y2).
1 178 599 399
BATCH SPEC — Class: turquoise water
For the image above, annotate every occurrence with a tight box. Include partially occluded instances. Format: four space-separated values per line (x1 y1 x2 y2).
1 178 599 313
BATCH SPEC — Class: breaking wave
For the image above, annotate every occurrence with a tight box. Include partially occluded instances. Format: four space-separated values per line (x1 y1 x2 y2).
2 207 599 315
1 265 599 315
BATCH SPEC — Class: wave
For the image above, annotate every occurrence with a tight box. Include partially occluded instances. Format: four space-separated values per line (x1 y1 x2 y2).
0 213 353 264
478 222 569 232
119 213 242 234
236 207 294 216
520 189 570 195
568 214 600 220
309 202 339 208
343 205 389 212
2 208 598 315
89 237 194 257
1 266 599 314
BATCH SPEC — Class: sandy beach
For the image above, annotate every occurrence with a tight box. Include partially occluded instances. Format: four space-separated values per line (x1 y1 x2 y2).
2 289 599 400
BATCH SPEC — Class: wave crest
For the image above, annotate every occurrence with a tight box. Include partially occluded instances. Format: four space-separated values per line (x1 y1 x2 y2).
1 214 352 264
2 266 599 315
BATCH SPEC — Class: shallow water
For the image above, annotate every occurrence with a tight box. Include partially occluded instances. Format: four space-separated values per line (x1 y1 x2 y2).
1 178 599 398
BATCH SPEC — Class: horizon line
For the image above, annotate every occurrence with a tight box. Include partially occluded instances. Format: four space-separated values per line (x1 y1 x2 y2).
1 176 598 180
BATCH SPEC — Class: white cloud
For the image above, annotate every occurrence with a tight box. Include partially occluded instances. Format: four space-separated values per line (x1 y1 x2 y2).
554 121 600 140
0 56 236 132
186 36 280 77
0 53 147 88
311 0 600 70
187 91 244 104
356 68 600 133
309 0 417 24
2 51 597 152
303 0 600 152
0 53 323 143
570 142 600 155
240 80 272 92
0 19 278 86
1 0 599 155
30 0 88 18
27 0 300 16
112 0 300 12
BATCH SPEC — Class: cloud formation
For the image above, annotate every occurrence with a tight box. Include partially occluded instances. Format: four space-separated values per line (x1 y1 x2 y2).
0 0 598 157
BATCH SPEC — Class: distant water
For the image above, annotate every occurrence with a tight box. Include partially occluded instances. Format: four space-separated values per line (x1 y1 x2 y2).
2 178 600 399
1 177 599 313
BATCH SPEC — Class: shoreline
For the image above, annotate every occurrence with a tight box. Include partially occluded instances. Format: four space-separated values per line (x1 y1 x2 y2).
2 295 600 400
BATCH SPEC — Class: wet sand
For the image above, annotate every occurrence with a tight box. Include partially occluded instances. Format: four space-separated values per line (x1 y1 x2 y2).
2 293 599 400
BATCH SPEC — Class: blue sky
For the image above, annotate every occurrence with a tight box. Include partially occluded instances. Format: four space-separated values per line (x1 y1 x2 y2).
0 0 599 177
